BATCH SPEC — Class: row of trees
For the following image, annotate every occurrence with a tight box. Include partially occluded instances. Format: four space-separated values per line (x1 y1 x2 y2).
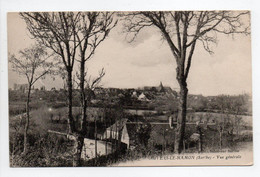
10 11 249 166
186 94 251 114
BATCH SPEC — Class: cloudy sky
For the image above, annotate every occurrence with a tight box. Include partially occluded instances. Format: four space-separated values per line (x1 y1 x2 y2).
8 12 252 96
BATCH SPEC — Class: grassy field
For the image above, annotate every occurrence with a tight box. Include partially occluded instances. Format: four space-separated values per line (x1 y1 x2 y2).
9 103 253 167
194 112 252 126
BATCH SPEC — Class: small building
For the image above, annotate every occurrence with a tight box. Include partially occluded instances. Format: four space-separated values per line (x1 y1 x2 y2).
100 118 175 150
138 92 150 101
81 138 114 160
101 118 130 148
132 91 138 98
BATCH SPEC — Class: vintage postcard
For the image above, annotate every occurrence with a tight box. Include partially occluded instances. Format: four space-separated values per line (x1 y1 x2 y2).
8 11 252 167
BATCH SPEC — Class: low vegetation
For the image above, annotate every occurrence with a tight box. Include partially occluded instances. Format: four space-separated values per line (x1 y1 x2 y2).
9 96 252 166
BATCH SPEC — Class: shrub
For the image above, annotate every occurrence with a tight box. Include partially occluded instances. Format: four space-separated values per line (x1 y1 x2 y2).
10 133 74 167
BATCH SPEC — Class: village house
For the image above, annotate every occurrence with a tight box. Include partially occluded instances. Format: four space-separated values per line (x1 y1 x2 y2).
100 117 178 151
100 118 131 148
138 92 150 102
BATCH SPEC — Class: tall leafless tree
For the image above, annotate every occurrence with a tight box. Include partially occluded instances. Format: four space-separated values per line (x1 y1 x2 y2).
73 12 116 136
70 12 116 166
9 44 53 153
20 12 117 166
123 11 250 153
20 12 79 134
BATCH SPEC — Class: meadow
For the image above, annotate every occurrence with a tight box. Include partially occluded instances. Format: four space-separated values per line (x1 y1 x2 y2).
9 101 253 167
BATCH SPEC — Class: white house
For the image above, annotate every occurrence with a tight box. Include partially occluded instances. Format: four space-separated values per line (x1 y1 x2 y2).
138 92 150 101
101 118 130 148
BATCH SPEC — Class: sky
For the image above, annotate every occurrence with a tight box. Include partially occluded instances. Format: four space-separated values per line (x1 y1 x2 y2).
7 12 252 96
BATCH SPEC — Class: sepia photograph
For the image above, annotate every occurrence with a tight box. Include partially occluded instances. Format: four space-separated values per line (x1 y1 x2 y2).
7 10 252 167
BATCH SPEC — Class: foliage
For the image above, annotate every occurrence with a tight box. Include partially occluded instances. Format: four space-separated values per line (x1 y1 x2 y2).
10 133 74 167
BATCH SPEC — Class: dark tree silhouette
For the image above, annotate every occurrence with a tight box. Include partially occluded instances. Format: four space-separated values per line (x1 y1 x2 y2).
20 12 117 166
123 11 250 153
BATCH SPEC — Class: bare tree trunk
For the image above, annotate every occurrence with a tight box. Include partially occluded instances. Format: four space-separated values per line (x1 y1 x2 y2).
80 60 87 133
72 52 88 167
67 68 85 167
198 135 202 153
72 134 84 167
219 129 223 149
105 108 108 155
95 117 97 164
67 69 75 133
23 84 32 154
174 81 188 154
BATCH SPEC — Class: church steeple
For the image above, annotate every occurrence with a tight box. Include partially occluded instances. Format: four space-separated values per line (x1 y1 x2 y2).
158 81 165 92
